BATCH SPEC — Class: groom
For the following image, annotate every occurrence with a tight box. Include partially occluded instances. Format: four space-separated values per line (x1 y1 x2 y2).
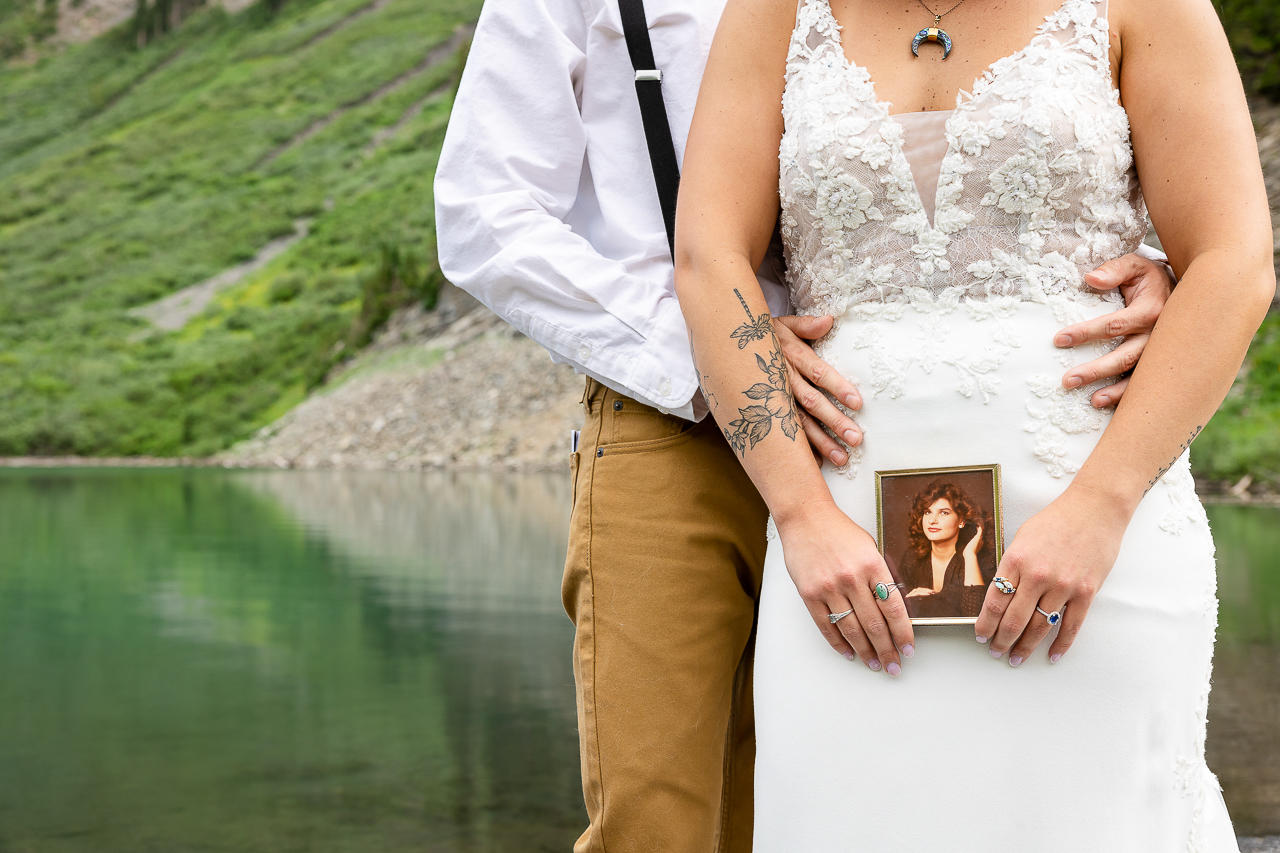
433 0 1174 850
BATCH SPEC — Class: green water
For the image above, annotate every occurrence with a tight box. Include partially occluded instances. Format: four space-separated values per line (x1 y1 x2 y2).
0 469 583 852
0 471 1275 850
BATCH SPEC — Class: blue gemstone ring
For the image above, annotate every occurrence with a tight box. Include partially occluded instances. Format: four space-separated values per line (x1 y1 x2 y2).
1036 605 1064 626
993 577 1016 594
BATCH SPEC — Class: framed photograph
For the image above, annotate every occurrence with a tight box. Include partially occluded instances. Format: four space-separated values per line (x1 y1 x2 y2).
874 465 1004 626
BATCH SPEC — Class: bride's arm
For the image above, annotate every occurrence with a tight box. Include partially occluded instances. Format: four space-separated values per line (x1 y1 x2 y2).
976 0 1275 665
674 0 915 675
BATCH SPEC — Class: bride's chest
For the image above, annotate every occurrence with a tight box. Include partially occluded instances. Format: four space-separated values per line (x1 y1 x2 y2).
780 40 1135 231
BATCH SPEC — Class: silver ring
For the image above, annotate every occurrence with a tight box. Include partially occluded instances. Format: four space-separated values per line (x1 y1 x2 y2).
828 608 854 624
993 577 1016 594
1035 605 1063 626
874 582 904 601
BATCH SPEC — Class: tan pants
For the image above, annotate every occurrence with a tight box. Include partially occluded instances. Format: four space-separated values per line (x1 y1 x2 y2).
563 379 769 853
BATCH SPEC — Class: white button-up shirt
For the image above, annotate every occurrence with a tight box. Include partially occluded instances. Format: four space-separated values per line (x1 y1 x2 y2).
435 0 789 420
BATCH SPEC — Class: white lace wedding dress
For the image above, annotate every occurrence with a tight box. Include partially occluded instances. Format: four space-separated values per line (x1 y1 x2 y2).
754 1 1239 850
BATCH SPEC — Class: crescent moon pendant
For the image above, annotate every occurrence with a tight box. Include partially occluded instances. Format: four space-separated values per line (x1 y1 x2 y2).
911 26 953 59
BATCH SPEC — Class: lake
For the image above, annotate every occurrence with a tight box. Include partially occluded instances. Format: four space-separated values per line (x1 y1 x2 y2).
0 468 1275 849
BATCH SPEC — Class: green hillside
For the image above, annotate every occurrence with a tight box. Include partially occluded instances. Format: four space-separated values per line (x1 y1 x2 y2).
0 0 1277 481
0 0 474 456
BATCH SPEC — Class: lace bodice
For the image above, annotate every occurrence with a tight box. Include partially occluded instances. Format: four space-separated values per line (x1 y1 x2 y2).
779 0 1147 321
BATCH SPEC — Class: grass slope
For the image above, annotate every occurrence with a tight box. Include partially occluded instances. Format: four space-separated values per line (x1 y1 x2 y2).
0 0 1277 476
0 0 474 455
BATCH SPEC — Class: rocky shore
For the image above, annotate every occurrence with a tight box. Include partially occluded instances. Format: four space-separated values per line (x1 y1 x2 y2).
215 283 584 471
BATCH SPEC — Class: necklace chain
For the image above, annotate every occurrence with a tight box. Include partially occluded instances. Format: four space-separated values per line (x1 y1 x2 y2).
916 0 969 21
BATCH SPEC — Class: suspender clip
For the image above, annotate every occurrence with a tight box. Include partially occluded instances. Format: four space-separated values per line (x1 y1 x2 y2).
634 69 662 82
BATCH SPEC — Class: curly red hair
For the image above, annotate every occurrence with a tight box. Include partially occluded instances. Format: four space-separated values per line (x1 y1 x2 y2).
905 481 991 560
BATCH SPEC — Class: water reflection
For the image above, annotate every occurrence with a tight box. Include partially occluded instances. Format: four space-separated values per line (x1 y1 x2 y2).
0 470 1275 849
0 468 582 853
233 469 570 614
1205 504 1280 838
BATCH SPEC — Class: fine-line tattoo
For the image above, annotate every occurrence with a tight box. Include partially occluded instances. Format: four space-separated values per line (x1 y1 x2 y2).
1144 425 1203 495
730 288 773 349
721 289 800 455
690 340 720 411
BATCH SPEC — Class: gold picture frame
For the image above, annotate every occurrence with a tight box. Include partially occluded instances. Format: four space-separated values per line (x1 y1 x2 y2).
874 464 1004 626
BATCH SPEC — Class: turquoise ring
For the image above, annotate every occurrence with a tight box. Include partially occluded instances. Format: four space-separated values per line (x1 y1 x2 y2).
874 582 905 601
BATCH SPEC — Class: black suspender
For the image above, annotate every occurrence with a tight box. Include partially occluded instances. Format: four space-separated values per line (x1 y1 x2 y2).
617 0 681 258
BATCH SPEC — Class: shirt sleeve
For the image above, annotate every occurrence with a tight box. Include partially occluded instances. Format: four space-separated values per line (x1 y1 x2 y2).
434 0 699 417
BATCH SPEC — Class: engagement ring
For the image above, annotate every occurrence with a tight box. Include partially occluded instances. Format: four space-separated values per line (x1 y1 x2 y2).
828 608 854 624
1035 605 1063 626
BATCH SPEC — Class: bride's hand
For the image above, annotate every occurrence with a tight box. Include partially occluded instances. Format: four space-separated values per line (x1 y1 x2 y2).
974 486 1129 666
776 501 914 676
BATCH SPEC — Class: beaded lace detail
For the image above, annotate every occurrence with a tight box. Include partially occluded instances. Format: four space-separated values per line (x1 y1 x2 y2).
779 0 1146 322
781 0 1146 478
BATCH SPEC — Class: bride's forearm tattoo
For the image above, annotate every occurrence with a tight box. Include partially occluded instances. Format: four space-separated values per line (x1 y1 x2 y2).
730 288 773 348
719 289 800 455
1144 425 1203 495
690 340 720 411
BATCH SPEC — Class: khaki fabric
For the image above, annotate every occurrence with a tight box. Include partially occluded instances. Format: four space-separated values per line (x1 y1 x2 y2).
564 379 768 853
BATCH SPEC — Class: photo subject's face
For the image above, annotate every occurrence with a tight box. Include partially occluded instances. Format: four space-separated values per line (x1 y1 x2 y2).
922 498 960 544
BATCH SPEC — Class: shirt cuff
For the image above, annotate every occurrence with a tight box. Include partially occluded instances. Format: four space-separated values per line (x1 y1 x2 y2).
625 294 700 415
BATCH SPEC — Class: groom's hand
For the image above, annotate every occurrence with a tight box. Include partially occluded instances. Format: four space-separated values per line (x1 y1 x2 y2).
1054 251 1175 408
774 315 862 467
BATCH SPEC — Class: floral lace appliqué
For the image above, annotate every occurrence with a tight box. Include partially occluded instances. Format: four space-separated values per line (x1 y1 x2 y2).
1023 373 1106 477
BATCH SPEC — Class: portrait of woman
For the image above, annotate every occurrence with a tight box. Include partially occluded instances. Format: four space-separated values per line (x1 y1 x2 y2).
897 481 996 619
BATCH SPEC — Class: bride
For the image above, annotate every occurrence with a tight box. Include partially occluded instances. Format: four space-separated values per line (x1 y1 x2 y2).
674 0 1273 848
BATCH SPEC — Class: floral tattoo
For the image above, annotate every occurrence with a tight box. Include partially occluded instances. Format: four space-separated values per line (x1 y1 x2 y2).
730 288 773 349
721 289 800 455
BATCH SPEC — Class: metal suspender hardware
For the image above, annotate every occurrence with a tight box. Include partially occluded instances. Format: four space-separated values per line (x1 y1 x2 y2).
617 0 681 259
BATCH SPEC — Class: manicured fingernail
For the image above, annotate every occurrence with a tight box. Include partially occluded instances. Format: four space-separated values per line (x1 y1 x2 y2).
830 449 847 465
868 659 881 671
1054 334 1072 347
901 644 915 658
1050 653 1062 664
843 429 859 445
1096 395 1110 407
844 394 859 409
989 649 1003 659
843 651 855 661
976 635 988 644
1064 375 1083 389
1009 655 1023 668
886 662 901 677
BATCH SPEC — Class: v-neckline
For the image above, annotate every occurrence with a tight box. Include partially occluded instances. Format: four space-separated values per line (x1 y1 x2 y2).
812 0 1083 234
820 0 1076 118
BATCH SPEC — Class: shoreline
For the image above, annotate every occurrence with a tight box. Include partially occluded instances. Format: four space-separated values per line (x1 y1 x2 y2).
0 455 569 473
3 456 1279 507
